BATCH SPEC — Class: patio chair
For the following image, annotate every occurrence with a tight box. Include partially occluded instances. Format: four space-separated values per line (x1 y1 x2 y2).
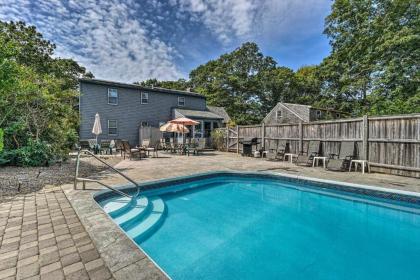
114 139 125 156
160 138 170 152
78 140 92 151
295 141 321 166
142 139 159 158
327 141 356 171
190 138 206 155
169 138 178 153
100 140 112 155
266 140 287 161
121 140 146 160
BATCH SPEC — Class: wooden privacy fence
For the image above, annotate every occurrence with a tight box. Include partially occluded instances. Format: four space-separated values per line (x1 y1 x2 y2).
220 114 420 178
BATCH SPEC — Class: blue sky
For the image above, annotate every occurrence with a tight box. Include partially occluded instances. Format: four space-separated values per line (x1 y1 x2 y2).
0 0 332 83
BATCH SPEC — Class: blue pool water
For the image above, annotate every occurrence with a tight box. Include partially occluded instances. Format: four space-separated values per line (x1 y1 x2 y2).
97 174 420 280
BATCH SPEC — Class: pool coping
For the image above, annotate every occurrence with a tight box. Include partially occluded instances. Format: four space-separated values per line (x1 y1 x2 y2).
64 171 420 280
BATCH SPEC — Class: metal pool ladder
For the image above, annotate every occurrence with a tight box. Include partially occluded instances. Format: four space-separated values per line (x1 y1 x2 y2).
74 149 140 199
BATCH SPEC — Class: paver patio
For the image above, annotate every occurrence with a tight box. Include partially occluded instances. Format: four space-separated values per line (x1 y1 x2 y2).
1 151 419 280
0 186 113 280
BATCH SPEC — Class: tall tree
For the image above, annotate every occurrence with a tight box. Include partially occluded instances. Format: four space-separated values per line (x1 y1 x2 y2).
190 42 277 124
0 21 93 90
259 66 297 116
322 0 420 115
0 21 92 166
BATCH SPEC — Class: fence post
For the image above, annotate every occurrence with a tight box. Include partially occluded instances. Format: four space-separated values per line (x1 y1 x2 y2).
236 125 239 154
261 123 265 149
226 127 229 152
362 115 369 160
298 121 303 153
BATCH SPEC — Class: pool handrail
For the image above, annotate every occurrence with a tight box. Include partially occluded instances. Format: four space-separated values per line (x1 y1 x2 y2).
74 148 140 199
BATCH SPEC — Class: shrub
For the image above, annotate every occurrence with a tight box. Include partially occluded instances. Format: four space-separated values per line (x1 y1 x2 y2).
211 129 226 151
0 139 53 167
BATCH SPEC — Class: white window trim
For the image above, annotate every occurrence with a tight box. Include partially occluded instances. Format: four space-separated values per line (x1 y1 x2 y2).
178 96 185 106
108 88 118 105
141 92 149 104
108 120 118 135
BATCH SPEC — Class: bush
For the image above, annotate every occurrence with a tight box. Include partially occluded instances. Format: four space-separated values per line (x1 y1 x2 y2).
0 139 53 167
211 129 226 151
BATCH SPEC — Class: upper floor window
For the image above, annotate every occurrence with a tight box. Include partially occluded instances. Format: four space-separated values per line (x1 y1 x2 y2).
141 121 149 127
108 120 118 135
141 92 149 104
108 89 118 105
316 110 321 119
178 96 185 106
276 110 282 121
335 113 340 118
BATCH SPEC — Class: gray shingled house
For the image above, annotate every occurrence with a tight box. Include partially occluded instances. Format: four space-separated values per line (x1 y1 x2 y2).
262 102 347 124
79 79 230 145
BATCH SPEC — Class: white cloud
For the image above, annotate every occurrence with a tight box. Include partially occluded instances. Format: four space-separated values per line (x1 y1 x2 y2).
175 0 258 44
172 0 329 46
0 0 183 82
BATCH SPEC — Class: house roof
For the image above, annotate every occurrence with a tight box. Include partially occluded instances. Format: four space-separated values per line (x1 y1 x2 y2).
79 78 205 99
207 106 231 123
263 102 349 123
174 108 224 120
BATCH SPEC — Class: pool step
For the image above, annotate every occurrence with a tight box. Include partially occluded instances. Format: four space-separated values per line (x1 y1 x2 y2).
126 197 166 242
113 197 150 227
101 196 132 218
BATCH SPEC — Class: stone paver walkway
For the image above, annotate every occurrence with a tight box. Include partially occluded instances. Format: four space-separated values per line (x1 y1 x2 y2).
0 186 113 280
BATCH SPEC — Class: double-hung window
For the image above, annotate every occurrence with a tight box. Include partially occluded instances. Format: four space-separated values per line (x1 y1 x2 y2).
141 92 149 104
108 120 118 135
108 89 118 105
178 96 185 106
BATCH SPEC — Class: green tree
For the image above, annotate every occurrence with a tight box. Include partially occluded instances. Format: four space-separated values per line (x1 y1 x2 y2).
0 21 93 90
0 21 88 166
259 66 297 116
322 0 420 115
190 42 277 124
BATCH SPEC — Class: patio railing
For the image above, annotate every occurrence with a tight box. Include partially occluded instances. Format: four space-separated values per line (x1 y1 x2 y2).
74 149 140 199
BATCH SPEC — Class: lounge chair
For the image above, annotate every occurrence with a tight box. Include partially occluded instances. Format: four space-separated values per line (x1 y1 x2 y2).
266 140 287 161
327 142 356 171
295 141 321 166
121 140 146 160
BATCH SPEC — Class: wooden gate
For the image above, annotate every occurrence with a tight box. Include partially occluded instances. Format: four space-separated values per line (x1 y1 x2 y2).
226 127 239 152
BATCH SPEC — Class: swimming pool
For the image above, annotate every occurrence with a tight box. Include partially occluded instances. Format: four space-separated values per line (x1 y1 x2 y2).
95 172 420 280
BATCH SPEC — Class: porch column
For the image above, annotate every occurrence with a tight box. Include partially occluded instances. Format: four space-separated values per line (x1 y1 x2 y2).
201 120 204 138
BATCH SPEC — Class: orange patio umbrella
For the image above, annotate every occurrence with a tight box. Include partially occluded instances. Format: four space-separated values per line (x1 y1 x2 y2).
159 122 189 133
169 117 199 144
169 117 199 126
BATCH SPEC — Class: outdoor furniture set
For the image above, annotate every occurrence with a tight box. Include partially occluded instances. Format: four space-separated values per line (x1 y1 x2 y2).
254 140 370 173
